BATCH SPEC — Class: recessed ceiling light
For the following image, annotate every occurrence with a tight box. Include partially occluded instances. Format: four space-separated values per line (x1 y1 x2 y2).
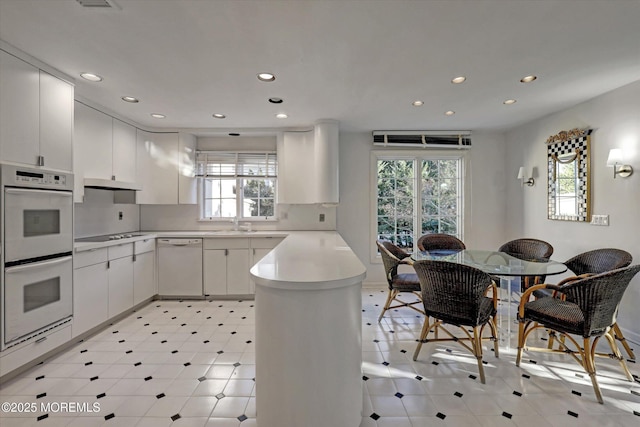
212 113 226 119
257 73 276 82
520 75 537 83
80 72 103 82
269 97 283 104
451 76 466 84
444 110 455 116
275 113 288 119
121 96 139 103
150 113 165 119
503 99 517 105
412 100 424 107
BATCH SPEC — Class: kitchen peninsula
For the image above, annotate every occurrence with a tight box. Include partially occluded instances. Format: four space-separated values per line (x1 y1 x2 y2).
251 231 366 427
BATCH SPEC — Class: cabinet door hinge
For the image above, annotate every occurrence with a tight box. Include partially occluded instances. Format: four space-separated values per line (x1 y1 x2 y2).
37 155 45 166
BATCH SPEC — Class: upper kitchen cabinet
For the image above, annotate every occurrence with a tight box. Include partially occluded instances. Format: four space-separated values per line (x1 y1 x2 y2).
112 119 137 183
74 102 138 201
136 129 179 204
277 120 339 205
0 49 73 171
178 132 197 204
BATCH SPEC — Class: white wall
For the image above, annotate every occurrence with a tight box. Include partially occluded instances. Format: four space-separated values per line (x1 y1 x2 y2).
506 80 640 343
337 131 508 285
74 188 140 238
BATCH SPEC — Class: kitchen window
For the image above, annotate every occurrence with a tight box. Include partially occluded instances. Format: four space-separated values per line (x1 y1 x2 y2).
371 153 464 258
196 152 277 220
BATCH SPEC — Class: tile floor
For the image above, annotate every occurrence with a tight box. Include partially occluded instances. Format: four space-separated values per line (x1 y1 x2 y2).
0 289 639 427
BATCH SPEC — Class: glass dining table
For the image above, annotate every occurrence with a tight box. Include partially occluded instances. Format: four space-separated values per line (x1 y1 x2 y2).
409 249 568 345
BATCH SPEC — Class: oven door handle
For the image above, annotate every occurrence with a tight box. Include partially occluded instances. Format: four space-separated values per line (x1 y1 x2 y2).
5 256 73 274
5 188 73 197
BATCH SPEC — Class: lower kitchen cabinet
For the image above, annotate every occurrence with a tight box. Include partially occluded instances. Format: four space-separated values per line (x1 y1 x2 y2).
204 238 250 296
108 255 134 318
73 259 109 338
204 237 284 296
72 248 109 338
133 239 156 305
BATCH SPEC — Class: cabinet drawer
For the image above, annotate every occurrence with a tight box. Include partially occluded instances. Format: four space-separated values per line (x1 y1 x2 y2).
204 238 249 250
134 238 156 255
251 237 284 249
0 325 72 378
108 243 134 260
74 247 108 268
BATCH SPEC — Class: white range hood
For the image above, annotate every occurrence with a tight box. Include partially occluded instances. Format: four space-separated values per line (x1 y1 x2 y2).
83 177 141 191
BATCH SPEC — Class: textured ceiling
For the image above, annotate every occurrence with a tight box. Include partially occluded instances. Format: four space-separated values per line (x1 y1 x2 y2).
1 0 639 134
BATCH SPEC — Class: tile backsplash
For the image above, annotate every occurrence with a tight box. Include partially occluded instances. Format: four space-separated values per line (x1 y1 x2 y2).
74 188 140 238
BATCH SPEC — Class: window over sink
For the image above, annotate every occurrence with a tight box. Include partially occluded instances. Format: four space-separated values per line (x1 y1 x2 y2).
196 151 277 220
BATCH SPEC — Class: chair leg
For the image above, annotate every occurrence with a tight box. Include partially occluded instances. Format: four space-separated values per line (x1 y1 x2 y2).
413 317 431 361
604 330 634 381
612 323 635 360
378 289 397 323
473 327 486 384
583 337 604 404
516 321 525 366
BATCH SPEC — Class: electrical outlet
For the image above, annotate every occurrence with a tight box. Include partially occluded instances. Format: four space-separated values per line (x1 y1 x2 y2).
319 213 325 222
590 214 609 226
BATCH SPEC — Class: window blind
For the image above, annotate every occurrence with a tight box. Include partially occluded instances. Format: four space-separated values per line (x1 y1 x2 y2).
196 152 277 178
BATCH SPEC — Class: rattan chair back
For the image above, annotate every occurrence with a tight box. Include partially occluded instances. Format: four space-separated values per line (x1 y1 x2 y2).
499 238 553 261
548 265 640 337
412 260 494 327
565 248 632 276
417 233 466 252
376 240 409 288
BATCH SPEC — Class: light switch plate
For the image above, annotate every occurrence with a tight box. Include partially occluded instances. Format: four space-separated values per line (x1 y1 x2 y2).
591 214 609 226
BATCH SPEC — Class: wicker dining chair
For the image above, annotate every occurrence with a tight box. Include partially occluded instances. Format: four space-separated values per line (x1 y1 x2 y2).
417 233 466 252
376 240 425 322
516 265 640 403
412 260 499 384
498 238 554 291
533 248 635 359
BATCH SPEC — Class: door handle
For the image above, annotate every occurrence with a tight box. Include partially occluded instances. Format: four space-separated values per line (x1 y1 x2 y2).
5 188 73 197
5 256 72 273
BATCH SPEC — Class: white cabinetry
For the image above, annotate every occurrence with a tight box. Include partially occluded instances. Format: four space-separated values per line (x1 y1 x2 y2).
204 238 251 296
112 119 137 183
136 130 179 204
74 102 138 201
133 238 156 305
73 248 109 338
0 49 73 171
179 132 198 204
107 244 134 318
277 120 339 204
204 237 283 296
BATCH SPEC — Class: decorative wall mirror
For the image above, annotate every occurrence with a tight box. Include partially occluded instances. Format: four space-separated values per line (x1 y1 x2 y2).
547 129 591 222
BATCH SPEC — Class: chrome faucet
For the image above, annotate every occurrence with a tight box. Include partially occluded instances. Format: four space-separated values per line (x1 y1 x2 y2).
231 216 239 231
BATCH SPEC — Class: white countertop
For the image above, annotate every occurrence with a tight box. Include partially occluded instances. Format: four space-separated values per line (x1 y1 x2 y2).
250 231 366 291
75 230 366 292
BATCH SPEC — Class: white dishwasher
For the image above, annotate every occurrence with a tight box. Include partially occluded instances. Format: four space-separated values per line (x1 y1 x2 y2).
157 238 203 297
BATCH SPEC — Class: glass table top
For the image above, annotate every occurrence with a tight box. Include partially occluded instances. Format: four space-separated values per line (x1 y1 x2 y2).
410 249 568 277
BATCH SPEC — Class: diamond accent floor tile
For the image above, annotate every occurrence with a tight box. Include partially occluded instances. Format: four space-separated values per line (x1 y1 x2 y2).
0 290 638 426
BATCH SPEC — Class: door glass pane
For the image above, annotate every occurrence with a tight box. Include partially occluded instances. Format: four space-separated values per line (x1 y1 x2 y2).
24 210 60 237
24 277 60 313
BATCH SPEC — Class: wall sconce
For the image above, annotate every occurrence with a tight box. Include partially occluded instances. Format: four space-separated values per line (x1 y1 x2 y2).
517 166 534 187
606 148 633 178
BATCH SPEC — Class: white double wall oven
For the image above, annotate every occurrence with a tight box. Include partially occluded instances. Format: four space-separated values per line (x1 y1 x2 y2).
1 164 73 350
